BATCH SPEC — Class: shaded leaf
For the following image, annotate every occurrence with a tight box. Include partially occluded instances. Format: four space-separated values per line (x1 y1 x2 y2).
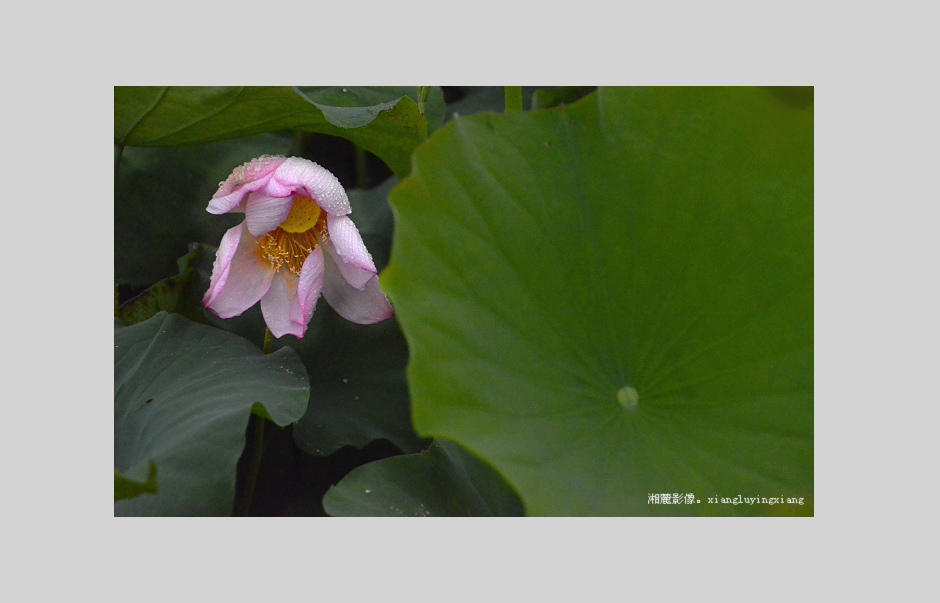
530 86 597 110
291 309 426 456
114 312 309 516
114 86 428 177
323 440 524 516
764 86 814 109
117 243 214 326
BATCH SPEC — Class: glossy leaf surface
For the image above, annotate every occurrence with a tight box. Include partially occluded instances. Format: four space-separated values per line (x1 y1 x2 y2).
114 86 436 177
114 312 309 516
383 87 814 516
323 440 524 517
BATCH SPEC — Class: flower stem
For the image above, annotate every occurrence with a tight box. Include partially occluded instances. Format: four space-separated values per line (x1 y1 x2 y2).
416 86 431 115
114 143 124 185
355 145 368 189
234 328 274 516
504 86 523 113
263 327 274 355
292 131 305 157
115 145 124 318
234 414 266 516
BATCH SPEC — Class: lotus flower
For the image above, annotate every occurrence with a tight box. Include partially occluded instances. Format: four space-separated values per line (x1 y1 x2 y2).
202 155 393 338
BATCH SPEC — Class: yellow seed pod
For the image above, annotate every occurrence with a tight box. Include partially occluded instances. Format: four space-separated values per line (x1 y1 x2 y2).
280 196 322 233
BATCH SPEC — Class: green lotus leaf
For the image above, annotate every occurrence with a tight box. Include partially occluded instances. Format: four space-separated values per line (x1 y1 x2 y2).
114 86 433 177
114 462 158 501
383 87 813 516
114 312 309 516
323 440 524 516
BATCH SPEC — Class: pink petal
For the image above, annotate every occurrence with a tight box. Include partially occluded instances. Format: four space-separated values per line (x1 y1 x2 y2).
245 193 294 237
207 155 286 215
260 272 303 339
271 157 351 216
326 214 378 289
322 250 393 325
296 245 326 326
202 222 276 318
260 248 325 338
202 224 242 308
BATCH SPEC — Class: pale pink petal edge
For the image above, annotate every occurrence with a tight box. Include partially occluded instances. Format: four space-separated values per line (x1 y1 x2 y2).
260 247 325 338
322 253 393 325
203 223 276 319
271 157 351 216
326 214 377 289
245 193 295 237
207 155 287 215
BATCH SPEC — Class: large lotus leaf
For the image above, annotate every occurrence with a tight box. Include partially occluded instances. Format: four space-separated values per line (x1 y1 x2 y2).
114 86 431 177
322 440 524 517
382 87 813 516
114 312 309 516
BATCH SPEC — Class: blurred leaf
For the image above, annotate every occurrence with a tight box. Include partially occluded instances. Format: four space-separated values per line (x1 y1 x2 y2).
531 86 597 110
291 307 426 456
114 86 429 177
114 461 157 501
323 440 524 516
384 87 813 516
347 175 398 239
117 243 214 326
443 86 553 123
114 132 294 287
114 312 309 516
763 86 814 109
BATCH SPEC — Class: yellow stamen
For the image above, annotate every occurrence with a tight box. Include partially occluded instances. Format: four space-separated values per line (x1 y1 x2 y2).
256 198 329 275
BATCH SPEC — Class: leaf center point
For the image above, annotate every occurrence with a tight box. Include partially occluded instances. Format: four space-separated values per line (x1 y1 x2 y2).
616 386 639 410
